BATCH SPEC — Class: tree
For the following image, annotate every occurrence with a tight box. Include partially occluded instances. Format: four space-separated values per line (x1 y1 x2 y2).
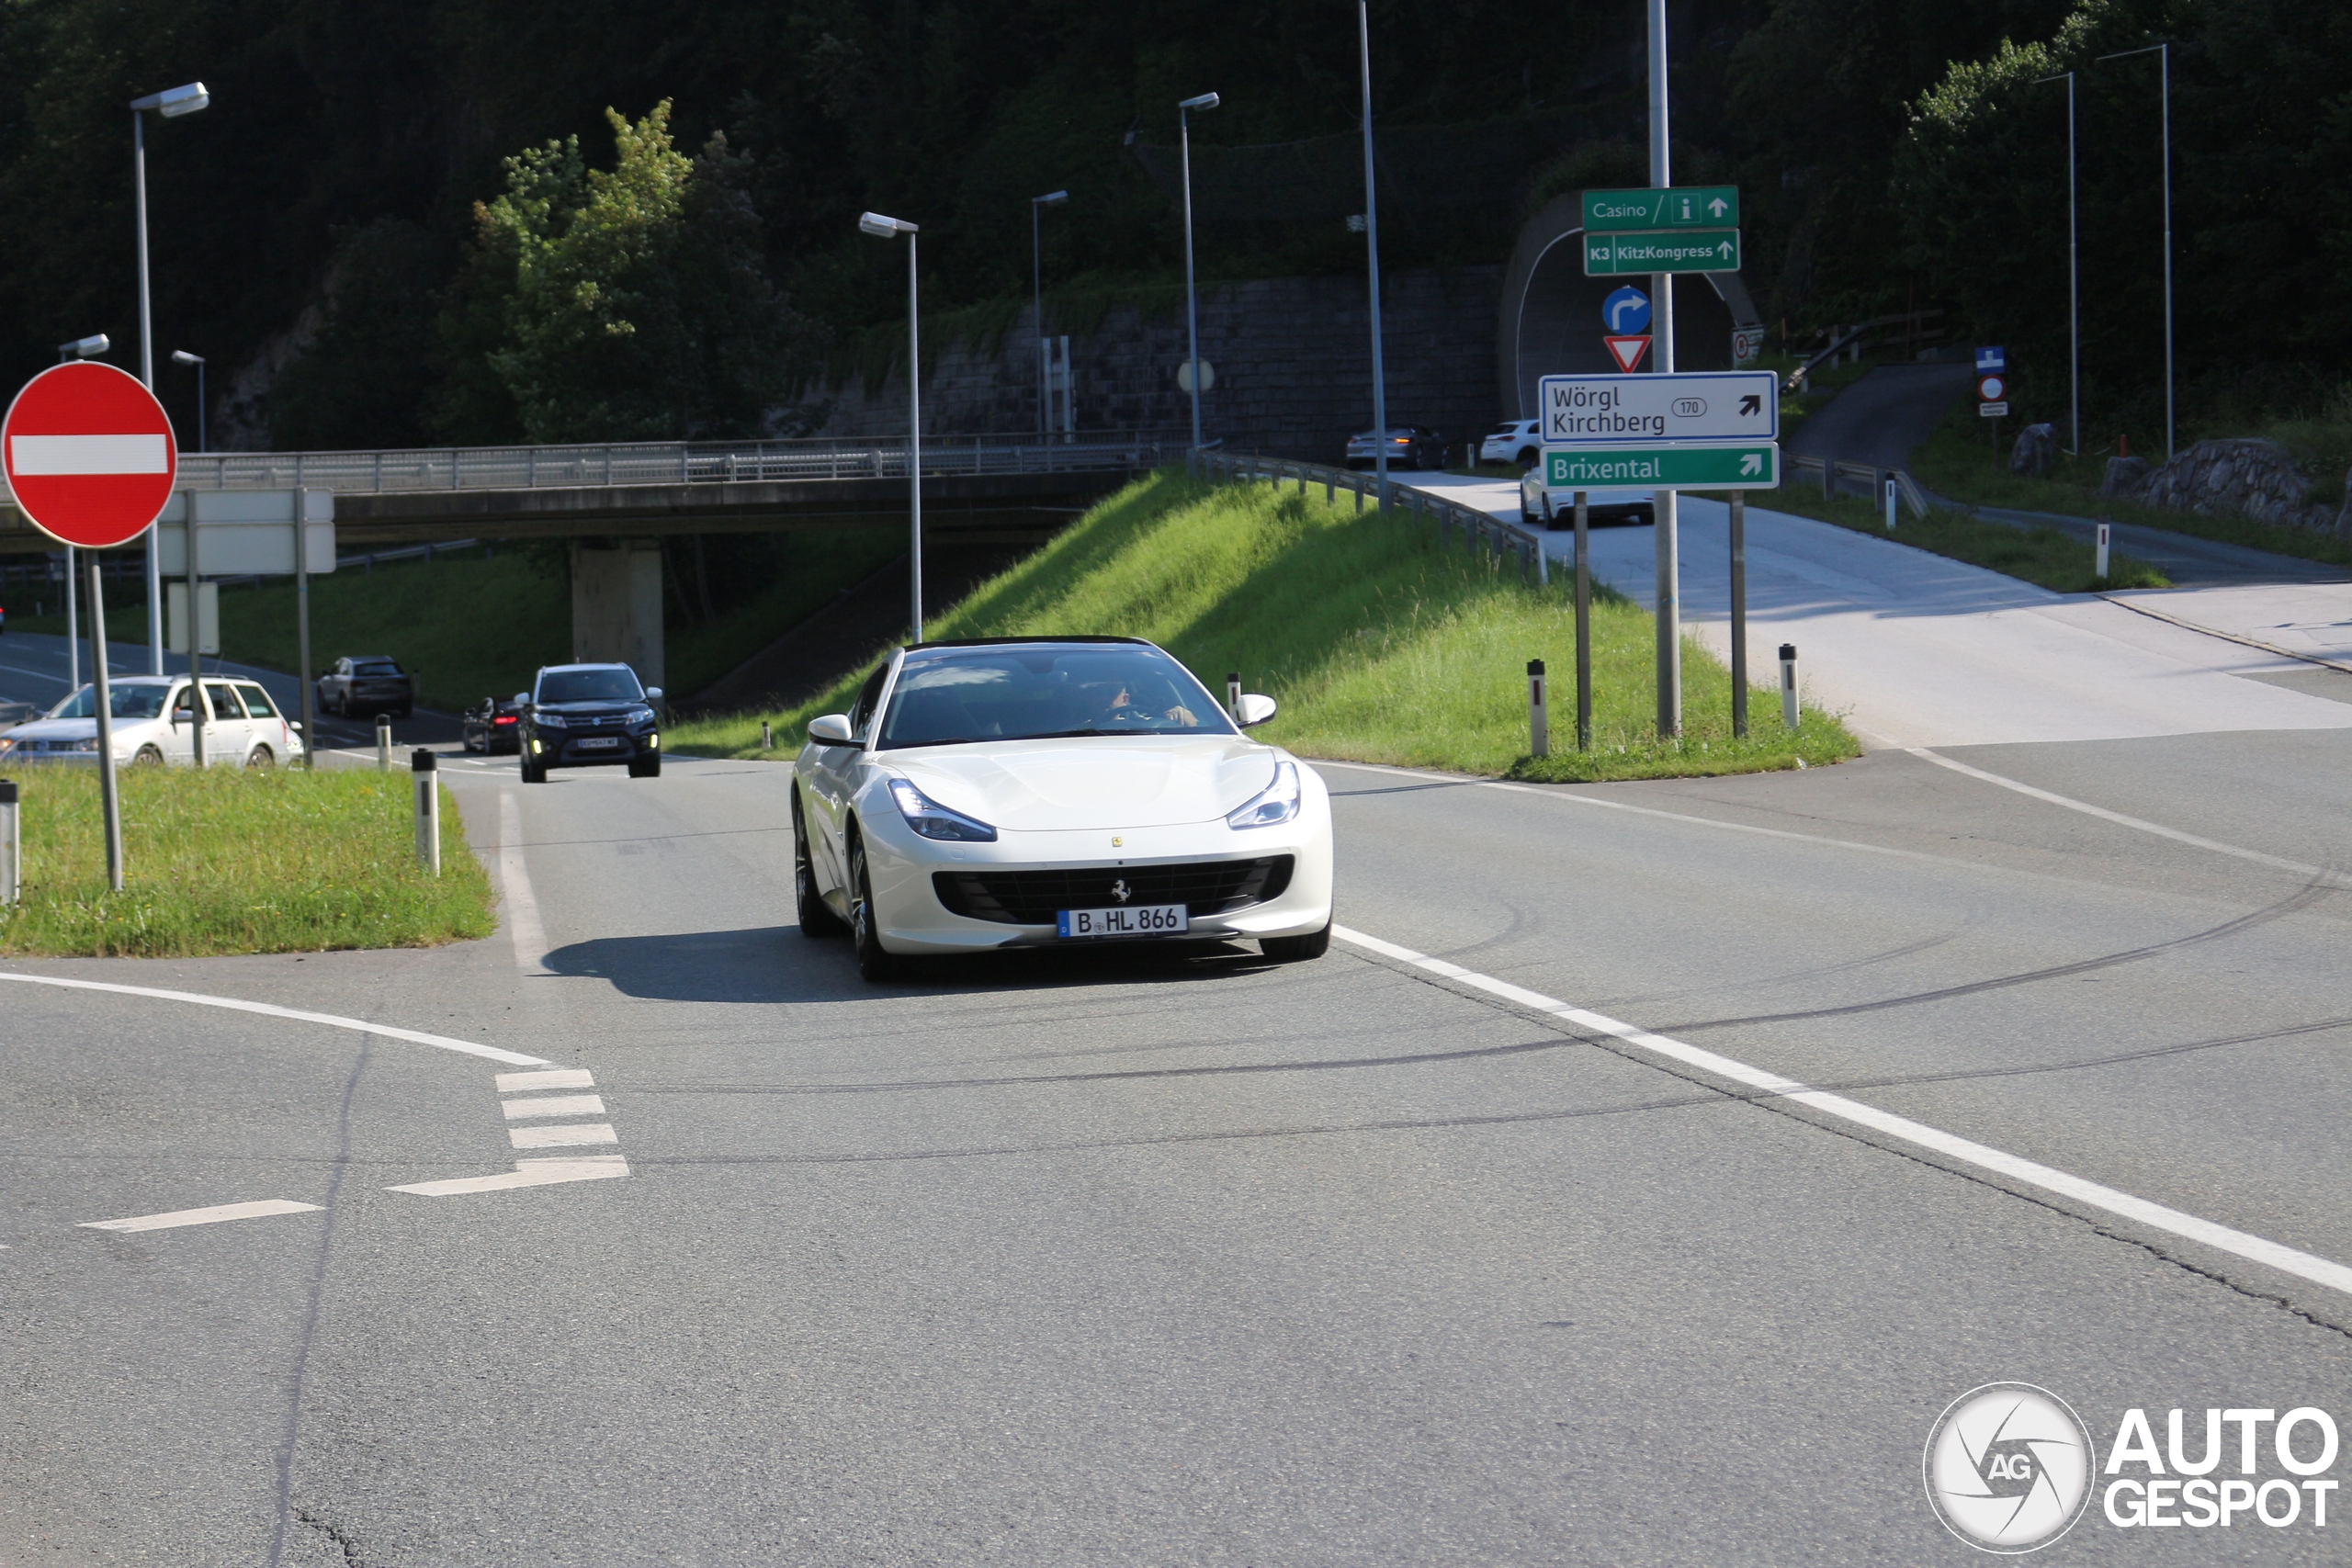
461 100 811 443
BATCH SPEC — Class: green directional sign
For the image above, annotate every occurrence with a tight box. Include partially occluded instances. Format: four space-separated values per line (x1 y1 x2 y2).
1583 229 1741 276
1544 444 1779 491
1583 186 1740 231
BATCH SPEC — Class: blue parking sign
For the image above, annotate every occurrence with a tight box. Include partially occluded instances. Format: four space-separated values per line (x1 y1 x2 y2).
1976 345 2006 373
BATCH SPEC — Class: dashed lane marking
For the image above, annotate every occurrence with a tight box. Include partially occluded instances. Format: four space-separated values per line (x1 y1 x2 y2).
502 1094 606 1121
0 973 548 1066
81 1199 322 1234
508 1122 619 1149
389 1156 628 1197
496 1068 593 1091
1332 924 2352 1301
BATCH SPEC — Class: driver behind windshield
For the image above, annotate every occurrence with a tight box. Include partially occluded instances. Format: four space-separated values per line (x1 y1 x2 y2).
1078 680 1198 728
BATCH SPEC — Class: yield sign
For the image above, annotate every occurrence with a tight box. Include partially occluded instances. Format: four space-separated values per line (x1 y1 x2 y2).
2 361 178 549
1603 334 1651 372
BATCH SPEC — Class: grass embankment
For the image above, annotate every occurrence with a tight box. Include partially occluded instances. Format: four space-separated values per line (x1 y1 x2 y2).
1912 402 2352 571
9 532 905 710
0 767 493 957
668 471 1858 783
1755 486 2168 592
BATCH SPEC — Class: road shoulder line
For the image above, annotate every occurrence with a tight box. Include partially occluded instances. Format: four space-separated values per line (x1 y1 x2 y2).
1330 923 2352 1303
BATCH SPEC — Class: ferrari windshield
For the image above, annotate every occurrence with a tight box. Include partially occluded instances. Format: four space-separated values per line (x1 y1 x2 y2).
876 644 1236 749
48 682 171 720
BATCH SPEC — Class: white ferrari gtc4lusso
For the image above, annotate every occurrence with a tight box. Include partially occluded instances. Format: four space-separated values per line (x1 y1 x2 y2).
792 636 1334 981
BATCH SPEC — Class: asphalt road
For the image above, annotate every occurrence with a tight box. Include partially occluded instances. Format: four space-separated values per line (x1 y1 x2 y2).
5 722 2351 1563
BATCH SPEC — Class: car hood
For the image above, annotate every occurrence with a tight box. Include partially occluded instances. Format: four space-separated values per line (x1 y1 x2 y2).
885 736 1282 831
5 717 99 741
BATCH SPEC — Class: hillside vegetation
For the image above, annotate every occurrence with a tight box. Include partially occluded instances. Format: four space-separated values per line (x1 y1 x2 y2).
668 472 1858 783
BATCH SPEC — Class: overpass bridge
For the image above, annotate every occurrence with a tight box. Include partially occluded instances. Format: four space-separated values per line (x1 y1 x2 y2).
0 432 1182 698
1 432 1182 549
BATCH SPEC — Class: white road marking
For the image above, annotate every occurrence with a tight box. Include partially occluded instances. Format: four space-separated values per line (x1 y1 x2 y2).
1907 747 2347 886
495 1068 594 1092
0 973 547 1066
80 1199 322 1234
1331 924 2352 1301
498 790 549 974
388 1156 628 1197
502 1094 605 1120
508 1122 618 1149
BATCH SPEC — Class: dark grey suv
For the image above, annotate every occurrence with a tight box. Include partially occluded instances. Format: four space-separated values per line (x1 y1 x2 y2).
518 662 665 783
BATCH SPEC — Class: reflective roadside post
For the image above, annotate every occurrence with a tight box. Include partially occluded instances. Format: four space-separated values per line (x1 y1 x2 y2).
376 713 392 771
1227 671 1241 722
1527 660 1549 758
412 750 440 874
0 779 17 907
1780 643 1801 730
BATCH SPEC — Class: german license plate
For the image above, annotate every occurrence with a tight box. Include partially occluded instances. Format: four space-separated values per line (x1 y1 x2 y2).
1057 903 1189 939
575 737 622 750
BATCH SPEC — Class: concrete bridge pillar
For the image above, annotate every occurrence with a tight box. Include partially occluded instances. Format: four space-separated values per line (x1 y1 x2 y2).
570 540 664 692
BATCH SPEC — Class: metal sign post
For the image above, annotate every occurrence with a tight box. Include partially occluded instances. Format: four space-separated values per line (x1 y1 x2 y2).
1729 491 1748 739
1574 491 1592 751
86 558 122 889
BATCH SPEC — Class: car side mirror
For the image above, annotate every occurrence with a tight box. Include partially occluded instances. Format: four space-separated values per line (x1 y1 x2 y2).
644 687 662 701
808 713 859 746
1235 694 1278 728
513 693 529 706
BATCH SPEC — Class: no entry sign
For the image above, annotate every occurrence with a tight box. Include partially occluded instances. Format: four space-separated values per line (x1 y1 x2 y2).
2 361 178 549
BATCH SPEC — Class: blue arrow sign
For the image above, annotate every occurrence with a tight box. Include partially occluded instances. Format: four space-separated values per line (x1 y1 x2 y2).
1602 287 1652 335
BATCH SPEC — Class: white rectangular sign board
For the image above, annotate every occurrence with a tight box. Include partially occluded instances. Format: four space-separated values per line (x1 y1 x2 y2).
156 489 335 577
1540 370 1780 446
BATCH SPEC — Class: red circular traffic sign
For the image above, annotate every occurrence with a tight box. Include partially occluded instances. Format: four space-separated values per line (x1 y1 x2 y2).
1977 374 2006 402
2 361 179 549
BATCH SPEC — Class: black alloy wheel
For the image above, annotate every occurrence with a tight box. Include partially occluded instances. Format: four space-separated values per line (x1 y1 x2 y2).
520 753 546 784
793 792 845 939
628 754 661 779
1261 919 1332 963
848 831 898 982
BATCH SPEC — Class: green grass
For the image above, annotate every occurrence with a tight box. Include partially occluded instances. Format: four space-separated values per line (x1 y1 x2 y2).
1755 486 2168 593
1911 403 2352 570
8 532 906 711
0 766 495 957
668 471 1859 782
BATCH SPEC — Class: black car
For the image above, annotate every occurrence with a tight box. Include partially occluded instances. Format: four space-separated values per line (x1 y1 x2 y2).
317 655 413 719
517 662 664 783
461 694 526 754
1345 424 1446 470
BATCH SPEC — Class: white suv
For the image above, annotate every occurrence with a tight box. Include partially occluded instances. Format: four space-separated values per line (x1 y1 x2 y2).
0 675 304 767
1480 420 1544 468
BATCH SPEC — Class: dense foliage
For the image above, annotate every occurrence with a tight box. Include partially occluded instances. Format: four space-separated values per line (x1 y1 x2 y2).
0 0 2341 452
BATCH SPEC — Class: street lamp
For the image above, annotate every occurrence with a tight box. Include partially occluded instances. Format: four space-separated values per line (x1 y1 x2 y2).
1032 191 1069 439
2095 42 2174 460
58 334 110 362
2032 73 2079 457
1356 4 1389 511
130 80 209 675
859 210 924 643
1177 92 1219 471
172 350 207 453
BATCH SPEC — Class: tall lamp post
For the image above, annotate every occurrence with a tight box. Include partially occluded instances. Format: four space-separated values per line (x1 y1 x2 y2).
1032 190 1069 439
2032 73 2079 457
2096 42 2174 460
171 350 207 453
53 336 110 694
1177 93 1220 471
1357 2 1389 511
859 210 924 643
1646 0 1679 739
130 80 209 675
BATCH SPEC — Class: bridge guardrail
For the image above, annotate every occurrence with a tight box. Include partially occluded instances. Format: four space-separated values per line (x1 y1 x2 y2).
1201 450 1545 583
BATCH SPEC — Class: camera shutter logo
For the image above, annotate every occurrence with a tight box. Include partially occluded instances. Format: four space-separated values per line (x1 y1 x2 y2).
1924 1383 2095 1552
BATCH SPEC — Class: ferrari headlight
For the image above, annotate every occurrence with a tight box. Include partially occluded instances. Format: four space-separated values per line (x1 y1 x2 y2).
1226 760 1301 829
888 778 997 842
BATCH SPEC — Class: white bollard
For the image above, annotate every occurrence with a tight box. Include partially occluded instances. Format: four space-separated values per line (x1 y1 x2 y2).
376 713 392 772
1227 671 1242 722
2096 522 2110 581
412 750 440 875
1527 659 1549 757
1884 477 1898 532
0 778 17 907
1780 643 1801 730
762 719 774 750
